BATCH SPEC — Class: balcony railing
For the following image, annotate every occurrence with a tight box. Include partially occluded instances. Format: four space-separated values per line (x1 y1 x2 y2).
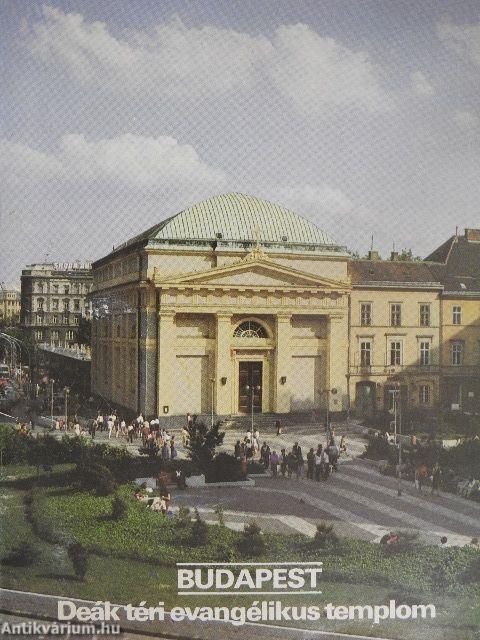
350 364 440 375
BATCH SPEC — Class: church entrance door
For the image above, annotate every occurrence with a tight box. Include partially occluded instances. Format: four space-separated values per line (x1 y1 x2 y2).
238 361 263 413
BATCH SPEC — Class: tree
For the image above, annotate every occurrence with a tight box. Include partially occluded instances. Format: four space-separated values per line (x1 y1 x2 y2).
185 417 225 472
77 317 91 346
68 542 88 580
397 249 422 262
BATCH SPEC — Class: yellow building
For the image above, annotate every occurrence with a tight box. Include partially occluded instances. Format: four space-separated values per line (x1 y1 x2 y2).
90 194 480 420
0 289 21 325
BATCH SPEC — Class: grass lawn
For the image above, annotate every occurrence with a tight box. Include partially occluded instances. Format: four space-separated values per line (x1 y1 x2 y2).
0 463 479 640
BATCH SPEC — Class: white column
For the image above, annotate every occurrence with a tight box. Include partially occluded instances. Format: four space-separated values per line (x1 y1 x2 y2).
157 310 176 415
215 313 232 415
275 313 292 413
327 313 349 413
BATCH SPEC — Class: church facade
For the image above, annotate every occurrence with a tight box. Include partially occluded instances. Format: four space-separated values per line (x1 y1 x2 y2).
90 194 480 420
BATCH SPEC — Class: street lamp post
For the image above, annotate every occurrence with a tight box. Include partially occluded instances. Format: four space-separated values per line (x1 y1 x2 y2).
390 385 402 497
64 386 70 427
50 378 55 428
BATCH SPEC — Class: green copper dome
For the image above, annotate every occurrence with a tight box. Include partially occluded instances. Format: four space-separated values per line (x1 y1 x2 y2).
114 193 347 256
153 193 337 246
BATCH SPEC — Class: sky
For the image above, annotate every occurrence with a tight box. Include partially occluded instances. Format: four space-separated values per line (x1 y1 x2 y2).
1 0 480 287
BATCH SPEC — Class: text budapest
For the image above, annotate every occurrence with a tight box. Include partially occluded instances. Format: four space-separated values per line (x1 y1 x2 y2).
178 565 323 592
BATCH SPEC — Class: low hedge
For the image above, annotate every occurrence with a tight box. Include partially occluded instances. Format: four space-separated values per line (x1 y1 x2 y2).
28 482 480 595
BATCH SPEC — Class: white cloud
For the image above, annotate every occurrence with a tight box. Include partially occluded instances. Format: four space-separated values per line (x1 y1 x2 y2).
410 71 434 96
453 110 480 131
276 184 355 217
0 133 227 190
438 17 480 66
268 24 392 112
25 6 391 113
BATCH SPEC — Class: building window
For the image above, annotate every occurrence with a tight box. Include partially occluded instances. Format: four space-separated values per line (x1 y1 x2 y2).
64 285 70 295
419 385 430 404
360 341 372 366
130 321 136 338
63 315 69 325
451 341 463 366
36 314 43 325
52 299 59 310
51 330 59 342
420 341 431 366
74 299 80 311
35 330 43 340
452 306 462 325
37 283 44 293
63 299 70 312
53 284 59 294
360 303 372 326
37 298 44 311
419 304 430 327
233 321 268 338
390 304 402 327
66 330 74 341
72 316 79 325
52 315 58 324
390 341 402 366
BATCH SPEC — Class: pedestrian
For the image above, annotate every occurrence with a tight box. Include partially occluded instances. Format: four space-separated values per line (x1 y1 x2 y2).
321 447 330 480
314 446 322 482
287 451 297 479
90 418 97 440
307 447 315 480
339 435 347 455
127 422 134 443
234 440 242 459
431 462 442 496
270 450 279 477
415 462 428 493
328 439 339 472
97 413 104 432
293 442 304 478
260 442 271 470
275 419 282 436
107 417 114 439
280 448 288 477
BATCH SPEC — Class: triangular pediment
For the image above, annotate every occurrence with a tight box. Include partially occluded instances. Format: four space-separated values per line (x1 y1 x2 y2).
155 257 350 290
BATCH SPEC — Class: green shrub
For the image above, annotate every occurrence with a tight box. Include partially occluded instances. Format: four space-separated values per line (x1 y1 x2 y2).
186 418 225 472
76 462 117 496
206 453 243 483
2 542 40 567
191 508 208 546
214 505 225 526
67 542 88 580
362 435 392 460
176 506 191 527
312 522 339 549
238 521 265 557
111 495 127 520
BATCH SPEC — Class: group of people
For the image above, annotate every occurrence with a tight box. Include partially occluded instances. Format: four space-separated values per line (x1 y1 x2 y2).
134 485 171 515
89 412 178 459
233 427 348 481
414 461 442 495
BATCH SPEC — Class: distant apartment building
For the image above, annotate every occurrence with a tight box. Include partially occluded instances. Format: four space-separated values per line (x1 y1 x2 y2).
20 262 93 347
0 289 21 324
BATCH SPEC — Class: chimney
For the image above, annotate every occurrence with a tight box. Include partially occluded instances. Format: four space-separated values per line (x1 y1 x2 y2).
367 250 380 261
465 228 480 242
390 251 399 261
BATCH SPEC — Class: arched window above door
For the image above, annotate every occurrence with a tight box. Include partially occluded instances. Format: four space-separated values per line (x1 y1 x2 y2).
233 320 267 338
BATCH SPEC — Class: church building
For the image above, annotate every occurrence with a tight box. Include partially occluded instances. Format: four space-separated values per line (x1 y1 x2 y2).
90 193 480 420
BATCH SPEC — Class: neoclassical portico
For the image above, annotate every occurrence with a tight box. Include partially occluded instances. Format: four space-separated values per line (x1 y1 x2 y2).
153 253 350 417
